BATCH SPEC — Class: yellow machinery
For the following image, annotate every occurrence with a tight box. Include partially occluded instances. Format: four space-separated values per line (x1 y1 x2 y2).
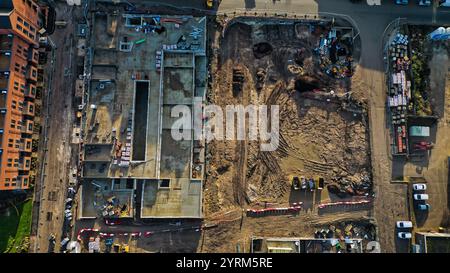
206 0 214 9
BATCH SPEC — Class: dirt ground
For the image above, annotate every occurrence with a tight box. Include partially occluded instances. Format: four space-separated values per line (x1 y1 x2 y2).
30 3 80 253
201 17 374 252
414 42 450 232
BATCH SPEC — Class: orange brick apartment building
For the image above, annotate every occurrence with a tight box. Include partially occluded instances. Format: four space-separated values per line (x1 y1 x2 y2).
0 0 47 190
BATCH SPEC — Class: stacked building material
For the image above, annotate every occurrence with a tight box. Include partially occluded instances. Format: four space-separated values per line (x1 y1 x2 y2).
387 33 411 155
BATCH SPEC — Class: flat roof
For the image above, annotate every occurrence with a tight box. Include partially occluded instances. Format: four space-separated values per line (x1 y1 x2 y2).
141 179 202 218
81 13 206 218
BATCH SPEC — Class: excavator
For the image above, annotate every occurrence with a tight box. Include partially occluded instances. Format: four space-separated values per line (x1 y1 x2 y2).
206 0 214 9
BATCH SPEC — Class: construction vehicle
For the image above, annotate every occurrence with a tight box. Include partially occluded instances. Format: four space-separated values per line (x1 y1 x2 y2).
121 244 130 253
291 176 300 190
206 0 214 9
113 243 130 253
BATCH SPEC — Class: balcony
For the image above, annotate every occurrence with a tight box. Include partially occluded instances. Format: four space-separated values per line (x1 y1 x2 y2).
18 156 31 171
25 84 36 99
21 120 33 135
26 66 38 83
22 101 34 117
17 175 30 189
28 48 39 65
19 139 32 153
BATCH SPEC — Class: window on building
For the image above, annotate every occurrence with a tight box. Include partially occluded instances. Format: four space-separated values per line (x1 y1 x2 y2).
23 178 28 186
16 24 22 31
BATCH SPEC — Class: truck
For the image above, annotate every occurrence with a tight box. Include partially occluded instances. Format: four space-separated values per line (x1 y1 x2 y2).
206 0 214 9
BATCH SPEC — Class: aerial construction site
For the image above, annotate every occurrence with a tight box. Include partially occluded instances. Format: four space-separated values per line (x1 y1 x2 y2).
197 15 377 253
3 0 449 257
62 7 380 254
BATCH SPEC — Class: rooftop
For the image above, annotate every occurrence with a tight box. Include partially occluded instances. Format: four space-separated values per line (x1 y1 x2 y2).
81 12 206 219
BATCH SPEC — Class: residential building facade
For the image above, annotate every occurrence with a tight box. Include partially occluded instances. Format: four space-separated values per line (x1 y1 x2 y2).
0 0 47 190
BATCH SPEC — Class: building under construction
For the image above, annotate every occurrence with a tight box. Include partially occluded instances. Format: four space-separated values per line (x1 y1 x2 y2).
79 11 207 219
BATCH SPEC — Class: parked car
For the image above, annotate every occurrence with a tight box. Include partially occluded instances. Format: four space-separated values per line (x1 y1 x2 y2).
396 221 413 228
398 232 412 239
292 176 300 190
396 0 409 5
418 0 431 6
414 194 429 200
417 203 431 211
413 183 427 191
300 176 307 190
